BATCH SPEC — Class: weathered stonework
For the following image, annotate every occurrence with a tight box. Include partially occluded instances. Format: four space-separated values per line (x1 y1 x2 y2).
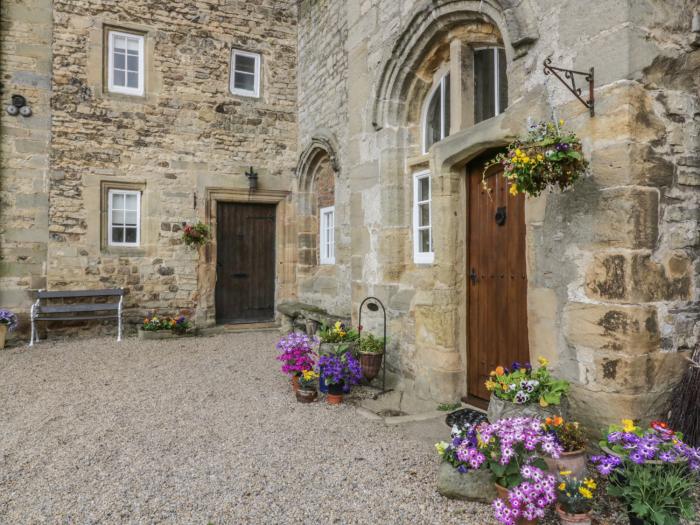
1 0 698 431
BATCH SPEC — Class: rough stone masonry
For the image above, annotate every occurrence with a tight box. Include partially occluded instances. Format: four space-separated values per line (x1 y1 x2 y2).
1 0 699 429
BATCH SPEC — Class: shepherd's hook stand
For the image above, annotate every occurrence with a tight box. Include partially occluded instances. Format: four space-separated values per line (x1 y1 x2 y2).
358 296 390 394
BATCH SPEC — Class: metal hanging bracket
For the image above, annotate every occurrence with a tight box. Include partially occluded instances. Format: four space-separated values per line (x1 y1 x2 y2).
543 58 595 117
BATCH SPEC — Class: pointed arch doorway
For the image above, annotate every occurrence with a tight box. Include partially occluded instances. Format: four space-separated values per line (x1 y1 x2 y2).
466 152 529 403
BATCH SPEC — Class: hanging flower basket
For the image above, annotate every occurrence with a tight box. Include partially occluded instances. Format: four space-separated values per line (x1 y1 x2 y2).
182 222 211 248
484 120 588 198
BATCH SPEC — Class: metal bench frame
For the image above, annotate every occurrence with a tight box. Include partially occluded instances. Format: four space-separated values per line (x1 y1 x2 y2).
29 288 124 346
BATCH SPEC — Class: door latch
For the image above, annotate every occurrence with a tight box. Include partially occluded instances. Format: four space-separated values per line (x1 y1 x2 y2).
470 268 478 285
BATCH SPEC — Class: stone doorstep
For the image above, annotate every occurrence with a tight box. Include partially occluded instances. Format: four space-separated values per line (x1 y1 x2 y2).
220 322 280 333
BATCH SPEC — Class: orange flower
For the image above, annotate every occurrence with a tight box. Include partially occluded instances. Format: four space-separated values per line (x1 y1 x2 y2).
545 417 553 425
553 416 564 426
495 366 505 376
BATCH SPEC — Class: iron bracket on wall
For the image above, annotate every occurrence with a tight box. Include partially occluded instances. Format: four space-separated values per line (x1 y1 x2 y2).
543 58 595 117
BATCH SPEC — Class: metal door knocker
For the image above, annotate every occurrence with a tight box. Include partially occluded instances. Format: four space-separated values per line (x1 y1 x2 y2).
495 207 507 226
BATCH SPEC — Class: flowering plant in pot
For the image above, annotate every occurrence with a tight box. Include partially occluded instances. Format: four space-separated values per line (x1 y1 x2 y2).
450 417 562 524
542 417 587 478
555 473 597 525
168 315 191 334
142 315 170 331
182 221 211 248
318 352 362 404
275 333 317 392
435 424 484 474
295 370 319 403
357 332 385 382
484 120 587 198
0 309 18 349
591 419 700 525
485 357 570 422
318 321 359 345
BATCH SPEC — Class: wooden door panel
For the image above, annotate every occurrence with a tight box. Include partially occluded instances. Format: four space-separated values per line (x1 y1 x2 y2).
467 155 529 401
216 203 276 324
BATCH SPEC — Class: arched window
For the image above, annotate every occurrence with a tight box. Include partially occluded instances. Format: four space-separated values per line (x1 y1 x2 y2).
474 47 507 123
422 72 450 153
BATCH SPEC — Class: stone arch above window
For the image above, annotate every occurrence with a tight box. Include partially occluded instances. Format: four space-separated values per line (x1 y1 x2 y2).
371 0 538 132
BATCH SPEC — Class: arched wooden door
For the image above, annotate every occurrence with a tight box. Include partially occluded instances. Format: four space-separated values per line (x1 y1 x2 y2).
466 153 529 402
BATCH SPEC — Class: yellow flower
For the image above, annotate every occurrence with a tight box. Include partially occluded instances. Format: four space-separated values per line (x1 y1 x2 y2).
622 419 637 432
522 156 530 163
485 380 497 390
538 356 549 367
537 154 544 161
559 119 565 126
435 442 447 456
558 482 566 491
509 184 519 196
515 148 522 156
579 487 593 499
584 478 597 490
559 470 572 477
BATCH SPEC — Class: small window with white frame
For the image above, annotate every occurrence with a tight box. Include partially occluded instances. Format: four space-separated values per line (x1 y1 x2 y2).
107 29 145 96
474 47 508 124
422 72 451 153
108 189 141 246
230 49 261 97
413 171 434 264
319 206 335 265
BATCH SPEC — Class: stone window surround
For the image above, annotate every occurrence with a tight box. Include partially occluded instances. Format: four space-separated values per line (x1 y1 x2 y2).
230 49 262 98
105 29 145 97
319 205 335 265
98 180 147 254
87 20 162 103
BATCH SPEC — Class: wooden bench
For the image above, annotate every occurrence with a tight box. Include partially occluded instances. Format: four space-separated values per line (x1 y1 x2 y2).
29 288 124 346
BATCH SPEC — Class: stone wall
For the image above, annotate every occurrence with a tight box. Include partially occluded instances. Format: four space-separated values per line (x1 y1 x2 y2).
45 0 298 325
296 0 699 424
0 0 52 342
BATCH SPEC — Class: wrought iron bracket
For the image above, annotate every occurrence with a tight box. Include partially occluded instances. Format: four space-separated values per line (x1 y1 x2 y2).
543 58 595 117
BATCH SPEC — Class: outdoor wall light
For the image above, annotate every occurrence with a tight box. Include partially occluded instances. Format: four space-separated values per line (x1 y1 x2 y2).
6 94 32 117
245 166 258 191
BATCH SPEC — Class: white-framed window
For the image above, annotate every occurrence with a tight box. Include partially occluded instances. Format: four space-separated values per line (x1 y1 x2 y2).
319 206 335 265
230 49 261 97
413 171 434 264
474 47 508 124
108 189 141 246
107 30 145 96
422 72 451 153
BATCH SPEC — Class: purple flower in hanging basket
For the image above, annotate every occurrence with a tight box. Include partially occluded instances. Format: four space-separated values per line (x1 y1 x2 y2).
0 309 18 331
555 142 570 152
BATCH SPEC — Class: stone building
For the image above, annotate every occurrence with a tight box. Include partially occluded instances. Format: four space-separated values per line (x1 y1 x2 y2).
1 0 698 429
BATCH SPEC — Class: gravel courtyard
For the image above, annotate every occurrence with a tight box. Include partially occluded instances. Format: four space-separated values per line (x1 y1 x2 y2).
0 331 495 524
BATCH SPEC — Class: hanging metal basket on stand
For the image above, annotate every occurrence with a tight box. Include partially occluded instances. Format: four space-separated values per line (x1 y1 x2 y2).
358 296 389 393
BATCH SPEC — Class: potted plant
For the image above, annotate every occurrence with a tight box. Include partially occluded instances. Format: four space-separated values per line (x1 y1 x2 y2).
485 357 569 423
318 321 359 355
182 221 211 248
295 369 319 403
168 315 191 335
555 473 596 525
0 309 18 349
358 332 385 381
140 314 194 339
318 352 362 405
484 120 587 198
591 419 700 525
275 332 317 392
542 417 587 478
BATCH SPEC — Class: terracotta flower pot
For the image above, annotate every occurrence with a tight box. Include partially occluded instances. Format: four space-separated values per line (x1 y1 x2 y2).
291 375 300 392
494 484 538 525
0 324 7 349
544 449 587 478
295 388 318 403
359 352 383 381
327 383 344 404
556 504 592 525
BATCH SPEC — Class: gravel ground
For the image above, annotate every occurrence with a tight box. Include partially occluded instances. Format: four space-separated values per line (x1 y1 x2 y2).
0 331 497 525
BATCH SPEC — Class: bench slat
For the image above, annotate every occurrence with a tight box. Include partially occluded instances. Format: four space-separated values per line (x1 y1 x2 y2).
38 303 120 314
37 289 124 299
34 315 119 321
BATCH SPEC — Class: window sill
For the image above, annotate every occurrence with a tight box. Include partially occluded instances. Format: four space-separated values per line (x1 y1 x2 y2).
413 253 434 265
101 246 147 257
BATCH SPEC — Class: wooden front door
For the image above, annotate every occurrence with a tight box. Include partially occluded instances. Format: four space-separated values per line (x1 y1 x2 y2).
467 153 529 401
216 202 276 324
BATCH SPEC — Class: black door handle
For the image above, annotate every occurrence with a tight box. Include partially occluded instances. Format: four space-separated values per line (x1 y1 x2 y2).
470 268 478 285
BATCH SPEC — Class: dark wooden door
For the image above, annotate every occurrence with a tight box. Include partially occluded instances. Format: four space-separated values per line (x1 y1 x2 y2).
467 154 529 401
216 202 276 324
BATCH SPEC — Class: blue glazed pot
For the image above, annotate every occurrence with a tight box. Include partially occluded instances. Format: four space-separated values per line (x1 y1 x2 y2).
319 366 328 393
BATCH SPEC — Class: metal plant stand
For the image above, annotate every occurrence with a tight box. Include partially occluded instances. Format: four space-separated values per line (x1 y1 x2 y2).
358 296 389 393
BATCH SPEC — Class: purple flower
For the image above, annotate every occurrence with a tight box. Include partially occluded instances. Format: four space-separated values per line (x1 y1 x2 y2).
555 142 570 152
514 391 529 404
318 353 362 387
0 309 18 332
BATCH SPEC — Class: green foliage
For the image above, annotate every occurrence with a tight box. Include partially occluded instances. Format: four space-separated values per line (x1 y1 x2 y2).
485 358 570 407
182 221 211 248
358 333 385 354
607 463 697 525
557 475 597 514
318 321 359 343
